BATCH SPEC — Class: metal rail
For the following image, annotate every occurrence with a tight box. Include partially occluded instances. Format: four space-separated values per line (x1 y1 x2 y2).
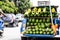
49 0 53 24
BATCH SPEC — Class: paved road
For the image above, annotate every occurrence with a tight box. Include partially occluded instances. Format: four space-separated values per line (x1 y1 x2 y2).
0 22 22 40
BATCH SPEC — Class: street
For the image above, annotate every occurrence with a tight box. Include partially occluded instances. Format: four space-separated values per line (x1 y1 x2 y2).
0 22 22 40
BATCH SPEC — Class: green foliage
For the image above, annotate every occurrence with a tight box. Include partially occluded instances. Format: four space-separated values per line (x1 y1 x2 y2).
0 1 18 13
0 0 5 2
19 0 31 13
0 1 4 6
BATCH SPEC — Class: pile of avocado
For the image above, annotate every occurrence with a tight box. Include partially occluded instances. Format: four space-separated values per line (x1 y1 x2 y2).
24 26 54 35
23 18 54 35
27 18 51 26
24 7 57 17
23 7 56 35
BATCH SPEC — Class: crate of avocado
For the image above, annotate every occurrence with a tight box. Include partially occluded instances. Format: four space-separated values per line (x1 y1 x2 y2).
23 6 58 37
22 18 54 37
24 6 58 18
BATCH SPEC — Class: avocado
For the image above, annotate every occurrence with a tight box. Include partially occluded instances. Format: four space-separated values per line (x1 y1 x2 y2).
36 31 39 34
47 32 49 34
33 32 36 34
43 32 46 34
40 31 43 34
38 8 42 13
29 19 31 22
41 23 45 28
28 29 31 31
43 7 46 13
51 8 56 13
32 19 35 22
49 29 52 32
26 31 29 34
27 22 29 25
34 23 36 25
34 14 36 16
42 29 45 32
47 19 50 22
39 20 42 22
30 31 32 34
36 19 39 23
39 28 42 31
45 23 48 27
30 14 33 17
38 23 40 25
31 23 33 25
43 19 45 22
50 31 54 34
32 29 35 32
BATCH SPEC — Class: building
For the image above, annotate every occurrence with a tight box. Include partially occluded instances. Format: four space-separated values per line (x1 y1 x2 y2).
30 0 60 6
30 0 49 6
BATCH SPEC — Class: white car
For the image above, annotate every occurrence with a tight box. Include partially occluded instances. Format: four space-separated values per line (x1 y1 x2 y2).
16 14 24 22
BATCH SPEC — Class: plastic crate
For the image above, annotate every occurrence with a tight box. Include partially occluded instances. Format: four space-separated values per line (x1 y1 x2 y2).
20 18 54 37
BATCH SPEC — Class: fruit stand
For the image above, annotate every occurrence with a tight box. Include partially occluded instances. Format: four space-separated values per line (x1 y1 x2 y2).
21 6 58 40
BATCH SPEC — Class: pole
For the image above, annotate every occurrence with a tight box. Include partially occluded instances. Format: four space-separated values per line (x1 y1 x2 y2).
49 0 53 24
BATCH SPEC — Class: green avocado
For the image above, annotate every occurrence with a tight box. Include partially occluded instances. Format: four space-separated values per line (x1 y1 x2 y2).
50 31 54 34
40 31 43 34
38 23 40 25
30 31 32 34
32 19 35 22
34 23 36 25
27 22 29 25
33 32 36 34
43 32 46 34
47 32 49 34
36 19 39 23
41 23 45 28
29 19 31 22
43 19 45 22
39 19 42 22
36 31 39 34
31 23 33 25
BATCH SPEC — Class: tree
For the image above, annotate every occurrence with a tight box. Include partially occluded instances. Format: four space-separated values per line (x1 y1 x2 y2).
0 0 18 14
18 0 31 13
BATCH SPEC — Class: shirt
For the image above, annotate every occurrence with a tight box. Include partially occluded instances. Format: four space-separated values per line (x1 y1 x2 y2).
2 14 16 23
